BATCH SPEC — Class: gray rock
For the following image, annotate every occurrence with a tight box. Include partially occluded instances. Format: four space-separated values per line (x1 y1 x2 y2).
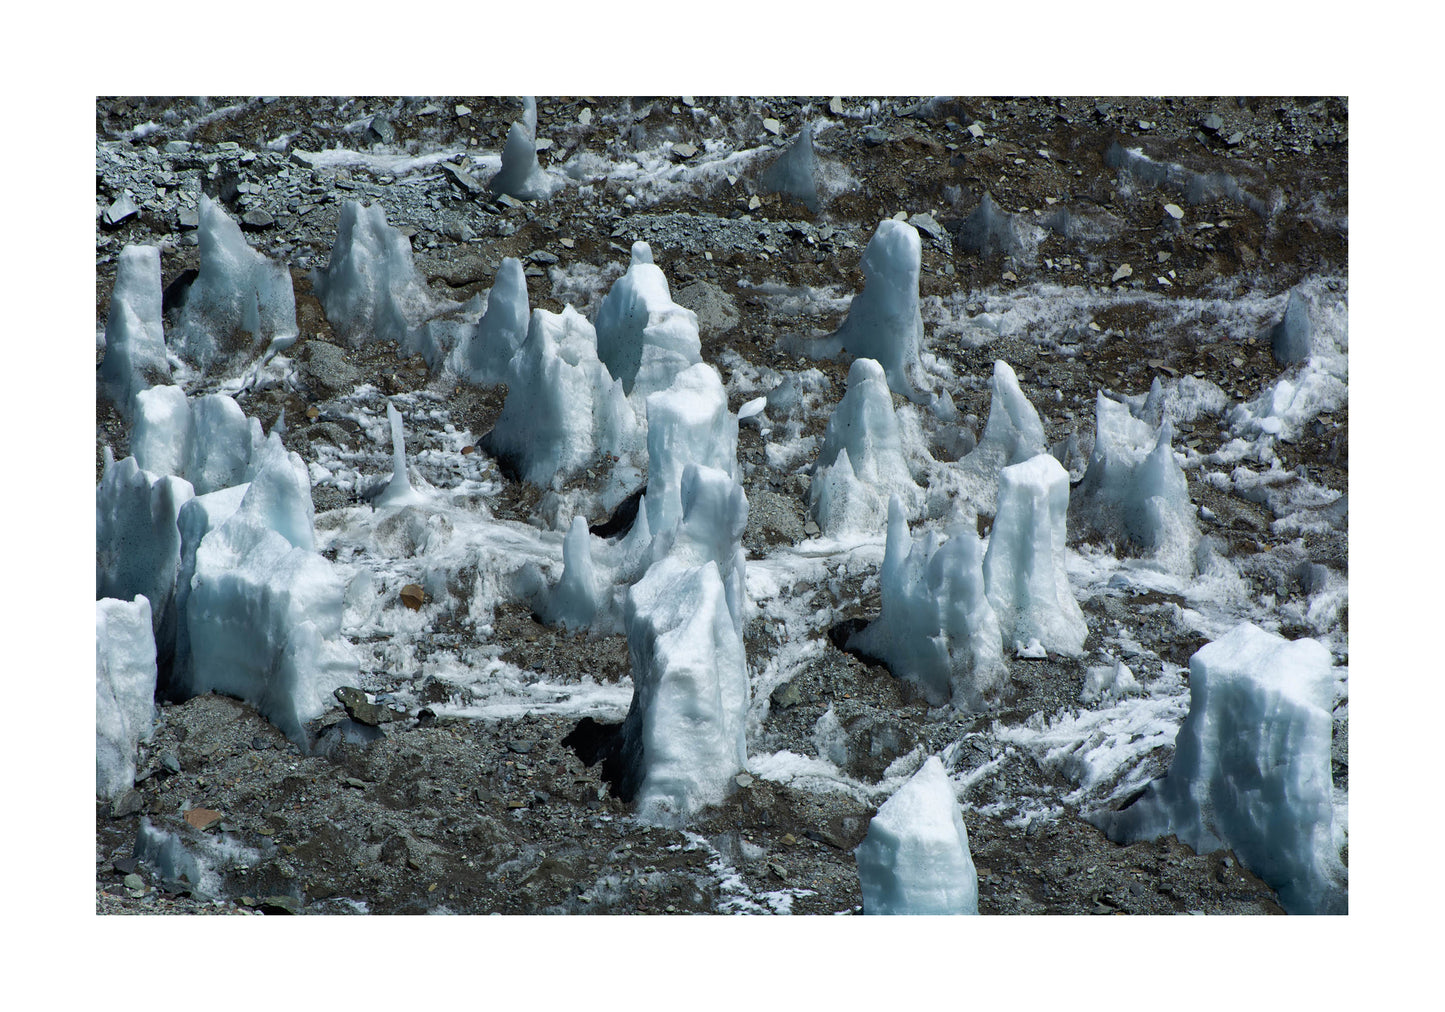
103 193 139 227
671 141 698 159
507 739 536 754
909 211 946 242
299 341 362 397
367 116 396 145
441 161 484 196
528 250 560 265
177 208 199 230
109 790 144 818
770 679 804 710
1270 288 1313 364
673 280 740 335
828 97 845 115
1202 113 1224 133
241 208 275 230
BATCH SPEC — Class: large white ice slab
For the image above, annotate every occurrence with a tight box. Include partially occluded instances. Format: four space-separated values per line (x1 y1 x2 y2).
98 244 171 419
643 363 737 538
96 596 158 800
983 453 1087 657
170 196 297 375
818 219 923 399
854 756 978 914
451 257 530 384
312 200 436 348
594 242 702 397
1093 623 1345 915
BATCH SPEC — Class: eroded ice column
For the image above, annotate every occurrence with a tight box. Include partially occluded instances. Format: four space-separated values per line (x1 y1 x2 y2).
488 97 559 201
643 363 737 538
98 244 171 420
1092 623 1345 915
1072 393 1199 574
312 200 437 349
451 257 530 384
96 596 158 801
809 357 922 535
848 496 1005 708
854 756 979 914
170 196 297 375
759 122 819 212
482 306 641 488
594 242 703 397
982 453 1087 657
820 219 923 400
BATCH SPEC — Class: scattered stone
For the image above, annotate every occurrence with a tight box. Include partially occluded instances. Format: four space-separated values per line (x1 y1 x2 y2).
110 790 144 818
578 108 592 126
507 739 536 754
829 97 845 115
770 680 804 710
241 209 275 230
909 212 946 242
103 193 139 227
735 773 754 788
440 162 484 196
1226 131 1244 147
343 777 369 790
124 873 146 892
763 118 782 135
671 141 698 159
160 752 181 773
1002 270 1017 282
455 104 471 117
967 122 985 139
184 808 223 831
1163 203 1184 220
748 195 761 210
1201 113 1224 133
682 96 696 107
803 519 821 536
560 237 575 248
1111 264 1133 283
528 250 560 265
367 116 396 145
400 584 426 610
177 208 199 230
259 895 299 914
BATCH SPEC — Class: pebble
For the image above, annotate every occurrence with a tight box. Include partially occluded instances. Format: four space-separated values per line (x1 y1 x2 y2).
507 739 536 754
1163 203 1184 220
828 97 844 115
104 193 138 226
399 584 426 610
762 117 782 136
578 108 592 126
671 141 698 159
241 209 275 230
1201 113 1224 133
681 96 695 107
124 873 145 892
734 773 754 788
1111 264 1133 282
967 122 984 139
455 104 471 117
748 195 761 210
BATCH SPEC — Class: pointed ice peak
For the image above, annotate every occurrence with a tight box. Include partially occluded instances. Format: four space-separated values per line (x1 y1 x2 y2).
955 191 1020 257
521 96 538 139
547 514 603 631
630 241 653 265
374 400 423 507
1270 288 1313 365
827 219 923 400
759 122 819 212
99 244 170 420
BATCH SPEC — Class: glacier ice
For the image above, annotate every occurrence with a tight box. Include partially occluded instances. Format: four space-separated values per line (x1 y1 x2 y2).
169 196 297 374
98 244 171 419
96 454 195 660
954 191 1020 258
617 555 749 825
450 257 530 384
131 388 273 496
489 97 559 201
809 358 922 535
372 400 425 507
172 482 250 694
483 306 642 487
1270 288 1313 365
854 756 978 914
814 219 923 400
96 596 158 800
541 515 605 632
759 122 819 212
848 496 1005 708
1072 393 1200 573
594 242 703 397
643 464 749 639
946 360 1048 516
180 439 354 743
643 363 737 539
312 200 437 349
983 453 1088 657
1092 623 1345 915
130 385 193 479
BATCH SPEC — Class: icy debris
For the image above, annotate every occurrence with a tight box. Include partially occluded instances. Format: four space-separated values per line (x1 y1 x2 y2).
617 554 750 826
643 363 737 539
809 358 923 535
96 455 195 657
1073 393 1200 573
450 257 530 384
594 242 703 397
483 306 642 488
98 244 171 419
1270 288 1313 365
946 360 1047 516
983 454 1088 657
538 515 605 631
170 196 297 375
813 219 924 400
854 756 978 914
759 122 819 211
642 464 749 639
132 387 271 496
96 596 158 800
312 201 437 349
372 400 425 507
1093 623 1345 914
848 496 1005 709
1081 658 1141 705
954 191 1020 258
182 466 358 743
1105 142 1270 216
489 96 560 201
